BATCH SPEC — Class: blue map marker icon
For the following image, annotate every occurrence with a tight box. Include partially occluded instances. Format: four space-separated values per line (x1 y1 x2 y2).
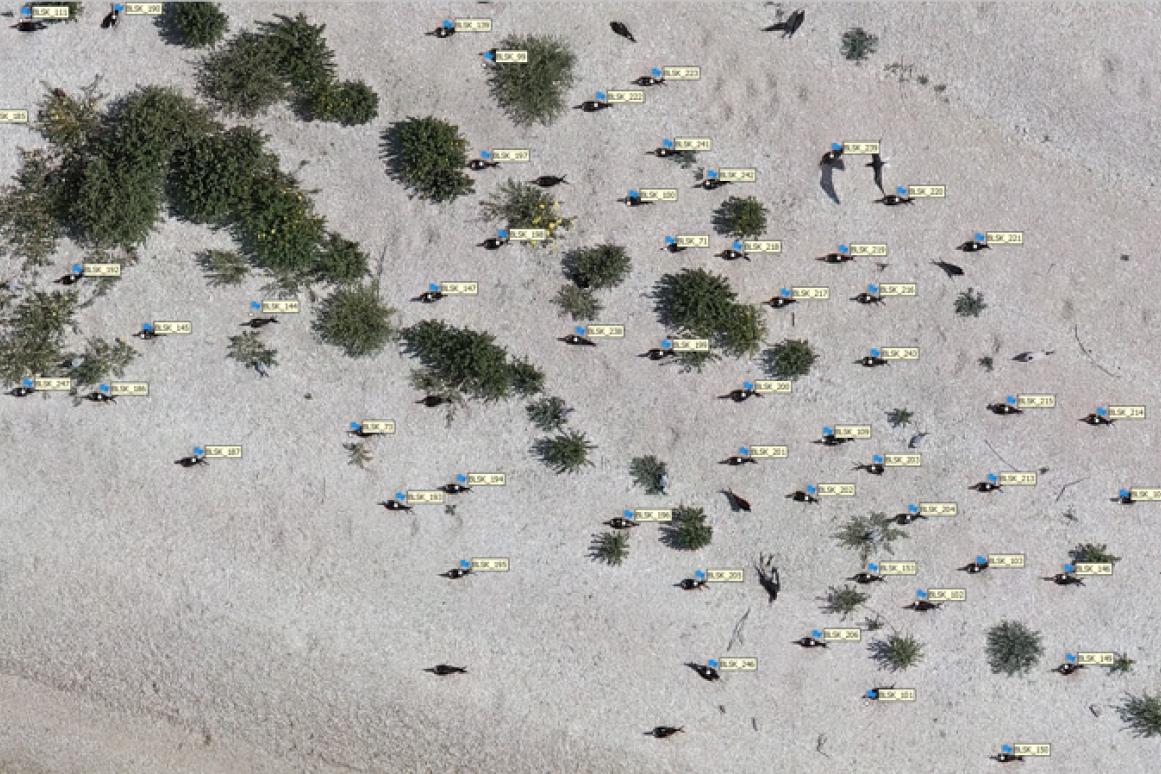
811 629 823 639
349 421 361 431
459 559 471 569
974 231 987 243
838 244 849 254
742 380 753 391
732 239 743 251
907 503 919 514
651 67 663 78
395 490 407 502
482 50 495 61
872 454 884 464
867 562 878 572
664 235 676 245
429 281 440 292
896 185 908 196
441 19 454 29
694 569 705 580
249 300 261 311
193 446 204 457
481 149 492 159
870 347 881 357
976 555 987 566
831 142 843 151
780 287 791 297
706 169 717 179
595 90 607 102
662 137 674 149
456 473 468 483
575 325 586 335
660 339 672 349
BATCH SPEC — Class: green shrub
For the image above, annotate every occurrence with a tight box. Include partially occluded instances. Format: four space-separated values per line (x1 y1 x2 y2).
196 249 249 286
65 337 137 386
487 34 576 126
718 304 765 358
100 86 216 170
1111 654 1136 675
534 430 595 473
481 179 572 242
314 232 368 284
0 150 60 267
553 285 601 321
822 584 869 619
381 117 474 203
842 27 879 62
159 2 229 48
673 349 722 373
663 505 713 550
507 356 545 397
258 13 336 100
303 79 378 126
402 320 518 402
714 196 767 238
526 395 572 431
167 126 278 224
233 170 325 274
954 287 987 317
60 155 164 248
1120 692 1161 737
1070 543 1121 565
563 244 631 290
629 455 668 495
986 621 1043 676
871 634 924 671
763 339 817 379
590 531 628 565
35 79 103 151
197 31 288 117
653 269 765 357
313 284 396 358
0 290 77 381
226 331 277 370
345 440 371 469
886 407 913 428
834 512 906 563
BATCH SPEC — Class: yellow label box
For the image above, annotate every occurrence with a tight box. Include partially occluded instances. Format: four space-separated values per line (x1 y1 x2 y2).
834 425 872 439
742 240 781 253
1075 652 1115 665
491 148 530 162
1107 405 1146 419
998 471 1037 486
1011 744 1050 757
883 453 921 467
988 553 1025 568
359 420 395 434
470 557 510 571
1074 562 1113 576
606 90 645 104
1129 487 1161 501
878 561 918 575
405 490 446 505
203 445 242 459
880 346 920 360
585 324 625 338
673 137 711 151
926 588 966 602
878 283 917 296
495 50 528 63
919 502 957 516
260 300 299 314
662 65 701 80
508 228 548 241
467 472 506 486
849 243 888 257
674 234 709 247
638 188 677 202
83 263 121 277
822 627 861 642
439 281 478 295
717 656 757 671
1016 394 1056 409
717 168 757 182
817 483 856 497
906 185 946 198
32 377 72 391
453 18 492 31
706 568 744 582
985 231 1024 245
152 321 192 334
124 2 163 14
0 109 29 123
747 445 787 459
671 339 709 352
791 286 830 300
842 141 880 155
632 508 673 522
877 688 916 701
31 5 70 18
109 381 148 396
753 380 791 394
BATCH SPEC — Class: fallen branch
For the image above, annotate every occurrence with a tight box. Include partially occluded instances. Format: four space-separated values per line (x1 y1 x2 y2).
1056 477 1087 503
983 439 1017 471
1074 323 1119 378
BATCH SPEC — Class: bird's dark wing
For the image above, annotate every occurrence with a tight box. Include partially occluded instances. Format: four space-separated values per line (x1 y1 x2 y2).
931 261 965 277
820 158 843 205
788 10 805 35
762 21 788 31
870 154 885 193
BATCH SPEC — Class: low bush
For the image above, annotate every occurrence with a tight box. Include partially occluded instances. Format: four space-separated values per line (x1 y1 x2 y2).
534 430 595 474
552 285 601 321
986 620 1044 676
629 455 667 495
381 116 474 203
167 125 278 224
0 290 78 381
487 34 576 126
653 268 765 357
314 232 368 284
65 336 137 386
313 284 396 358
713 196 767 238
763 339 817 379
303 79 378 126
663 505 713 550
526 395 572 431
481 179 572 243
159 2 229 48
563 244 631 290
401 320 529 402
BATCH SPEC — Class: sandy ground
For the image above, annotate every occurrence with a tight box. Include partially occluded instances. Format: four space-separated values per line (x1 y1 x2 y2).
3 2 1161 772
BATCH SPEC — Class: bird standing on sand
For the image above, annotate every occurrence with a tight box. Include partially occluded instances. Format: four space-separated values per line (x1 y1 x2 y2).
12 20 49 32
559 334 596 346
530 175 568 187
686 662 721 682
763 9 805 37
101 3 120 28
241 317 278 329
425 664 467 675
646 726 684 738
467 158 500 171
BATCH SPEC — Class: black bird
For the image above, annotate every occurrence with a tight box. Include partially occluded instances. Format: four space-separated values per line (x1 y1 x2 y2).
1043 573 1085 586
441 567 473 579
958 560 988 573
904 600 942 612
676 577 708 590
718 388 760 402
83 391 116 403
820 147 844 166
101 4 119 28
930 260 965 278
604 517 638 529
852 462 885 475
477 237 508 249
819 158 844 204
380 499 413 512
467 158 500 170
559 334 596 346
957 240 990 252
411 290 443 303
817 252 855 264
573 100 611 112
720 489 752 512
793 636 827 648
54 272 82 285
866 153 887 194
850 292 883 305
716 248 749 261
720 455 756 466
618 192 652 207
969 481 1003 493
174 455 207 468
874 194 913 206
856 355 889 368
632 75 666 87
639 347 676 360
847 572 884 584
425 24 455 38
6 386 35 397
686 662 721 682
1053 662 1085 676
661 240 686 253
11 20 49 32
648 146 681 159
133 328 162 340
785 490 819 504
1079 413 1115 426
425 664 467 675
894 511 927 526
756 554 780 602
416 395 449 407
610 21 636 42
762 9 805 37
987 402 1023 415
815 434 853 447
530 175 568 187
646 726 684 738
1011 350 1054 362
990 752 1025 764
766 295 797 308
695 177 731 191
441 483 472 494
241 317 278 328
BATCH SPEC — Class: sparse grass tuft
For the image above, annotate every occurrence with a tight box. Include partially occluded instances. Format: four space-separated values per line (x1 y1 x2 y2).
954 287 987 317
526 395 572 431
871 634 925 671
226 331 277 371
842 27 879 63
552 285 601 321
1110 653 1136 675
986 620 1044 676
590 531 628 565
630 455 668 495
344 441 371 469
1070 543 1121 565
978 355 994 372
1119 692 1161 737
822 584 869 619
834 512 907 563
886 407 913 428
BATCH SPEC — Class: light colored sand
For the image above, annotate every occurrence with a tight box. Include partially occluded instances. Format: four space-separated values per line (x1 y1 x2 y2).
2 2 1161 772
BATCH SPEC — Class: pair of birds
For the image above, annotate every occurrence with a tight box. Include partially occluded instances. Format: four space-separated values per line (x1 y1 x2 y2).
12 4 120 31
820 148 894 204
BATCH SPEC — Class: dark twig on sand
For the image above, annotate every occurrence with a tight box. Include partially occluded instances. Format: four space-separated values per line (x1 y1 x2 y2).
983 439 1017 471
727 607 751 651
816 733 830 757
1074 323 1119 378
1055 477 1087 503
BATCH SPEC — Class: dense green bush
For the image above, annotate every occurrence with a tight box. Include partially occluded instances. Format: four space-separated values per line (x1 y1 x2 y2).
159 2 229 48
197 31 289 117
167 125 277 224
303 79 378 126
0 150 60 267
763 339 818 379
0 290 77 381
553 285 601 321
563 244 631 290
35 80 102 151
507 356 545 397
986 620 1044 676
663 505 713 550
401 320 531 402
381 117 474 203
653 268 765 357
1120 692 1161 737
535 430 596 474
313 284 397 358
259 13 336 99
59 155 164 248
233 170 325 274
314 232 368 284
196 249 249 286
100 86 216 171
526 395 572 431
481 180 572 240
66 337 137 386
488 34 576 126
822 585 869 618
713 196 768 238
871 634 925 672
630 455 668 495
